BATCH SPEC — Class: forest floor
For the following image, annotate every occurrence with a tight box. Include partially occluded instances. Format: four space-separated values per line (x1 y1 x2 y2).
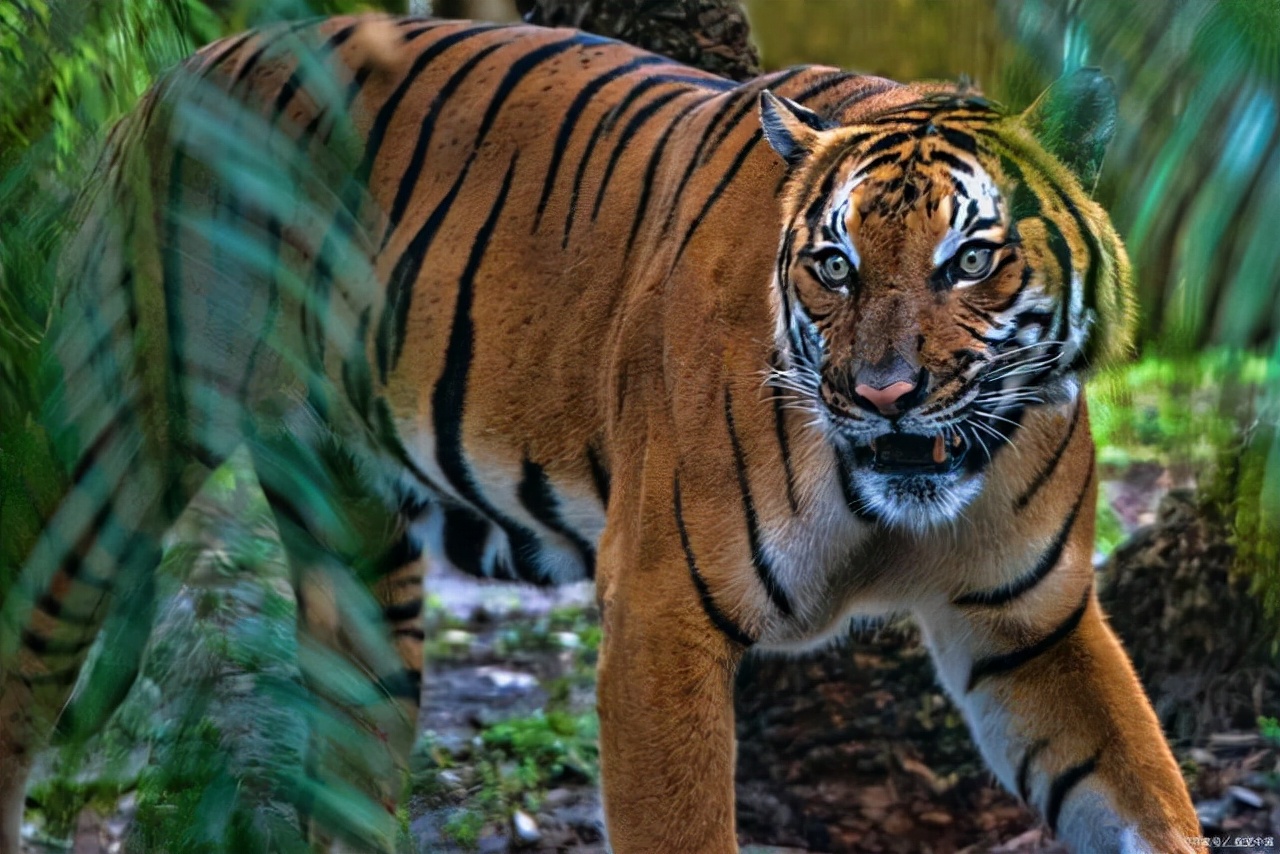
405 565 1279 854
22 461 1280 854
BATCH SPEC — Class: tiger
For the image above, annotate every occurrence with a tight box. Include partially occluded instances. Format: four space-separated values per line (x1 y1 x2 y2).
0 14 1204 854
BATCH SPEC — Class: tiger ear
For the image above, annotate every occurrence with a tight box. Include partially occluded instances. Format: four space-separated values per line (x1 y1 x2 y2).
760 91 831 168
1021 68 1118 191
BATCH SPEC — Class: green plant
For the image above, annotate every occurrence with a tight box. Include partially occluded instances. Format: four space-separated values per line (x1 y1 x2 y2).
1260 715 1280 747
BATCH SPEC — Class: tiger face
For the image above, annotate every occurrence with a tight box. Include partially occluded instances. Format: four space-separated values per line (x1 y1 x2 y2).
761 74 1132 531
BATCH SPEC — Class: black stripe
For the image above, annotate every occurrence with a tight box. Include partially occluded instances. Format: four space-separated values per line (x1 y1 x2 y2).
270 24 360 118
585 444 611 506
162 146 188 445
58 504 115 584
379 529 423 574
394 627 427 641
863 130 912 157
1015 401 1083 510
965 586 1091 692
673 473 756 647
954 461 1092 607
230 20 317 88
36 592 96 628
931 149 974 174
341 307 373 420
373 397 449 497
591 88 688 220
379 667 422 701
672 129 762 265
296 60 372 149
442 507 492 577
724 385 794 616
835 445 879 523
562 72 715 248
1043 218 1075 331
382 598 424 622
378 151 478 381
803 150 860 229
827 78 898 118
22 629 96 657
337 27 503 375
69 415 123 486
660 68 808 236
956 319 993 344
477 34 609 147
994 148 1097 355
360 24 497 183
672 71 863 267
771 385 800 514
1056 192 1101 331
383 39 510 245
534 55 669 229
939 126 977 155
202 30 257 72
964 215 1001 236
1045 752 1101 833
1017 738 1049 802
429 154 548 582
703 67 815 165
517 457 596 575
381 35 601 376
625 97 703 256
995 154 1037 215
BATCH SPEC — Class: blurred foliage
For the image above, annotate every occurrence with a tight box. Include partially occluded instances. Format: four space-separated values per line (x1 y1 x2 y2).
2 0 409 850
1002 0 1280 622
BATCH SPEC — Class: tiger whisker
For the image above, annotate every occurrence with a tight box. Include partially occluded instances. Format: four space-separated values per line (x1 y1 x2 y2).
969 417 1015 458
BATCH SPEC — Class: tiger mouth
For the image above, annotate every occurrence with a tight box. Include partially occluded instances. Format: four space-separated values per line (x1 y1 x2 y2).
865 432 966 474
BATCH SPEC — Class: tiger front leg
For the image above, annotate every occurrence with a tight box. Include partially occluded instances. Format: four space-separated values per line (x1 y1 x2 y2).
915 533 1202 851
594 497 749 854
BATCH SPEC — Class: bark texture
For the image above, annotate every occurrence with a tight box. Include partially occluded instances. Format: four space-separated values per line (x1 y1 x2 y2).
517 0 760 80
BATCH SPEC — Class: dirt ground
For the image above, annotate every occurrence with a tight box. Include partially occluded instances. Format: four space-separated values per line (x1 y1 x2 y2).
409 567 1279 854
29 562 1279 853
23 466 1279 854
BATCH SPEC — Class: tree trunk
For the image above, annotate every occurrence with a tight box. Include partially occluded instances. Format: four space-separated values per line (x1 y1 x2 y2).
516 0 760 81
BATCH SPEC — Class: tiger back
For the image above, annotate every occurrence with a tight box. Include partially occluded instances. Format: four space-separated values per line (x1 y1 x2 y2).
2 15 1202 854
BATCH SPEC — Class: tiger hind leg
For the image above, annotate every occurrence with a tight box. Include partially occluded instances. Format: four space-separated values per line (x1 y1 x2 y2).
249 434 424 851
0 448 210 851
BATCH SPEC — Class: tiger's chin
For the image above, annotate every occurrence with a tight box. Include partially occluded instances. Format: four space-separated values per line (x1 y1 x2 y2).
850 466 985 533
840 432 986 532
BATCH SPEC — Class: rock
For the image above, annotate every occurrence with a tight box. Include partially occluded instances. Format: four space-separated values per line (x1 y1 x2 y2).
512 809 541 846
553 631 581 649
476 666 539 693
541 787 575 809
1228 786 1266 809
1197 797 1233 829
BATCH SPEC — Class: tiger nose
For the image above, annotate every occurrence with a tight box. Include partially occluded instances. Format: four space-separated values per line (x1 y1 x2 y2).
853 380 917 415
851 352 922 415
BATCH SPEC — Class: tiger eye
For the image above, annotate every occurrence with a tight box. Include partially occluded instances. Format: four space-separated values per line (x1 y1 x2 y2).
821 253 851 283
957 246 993 279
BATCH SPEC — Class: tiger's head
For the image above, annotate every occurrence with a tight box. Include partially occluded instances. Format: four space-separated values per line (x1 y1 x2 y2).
761 71 1134 531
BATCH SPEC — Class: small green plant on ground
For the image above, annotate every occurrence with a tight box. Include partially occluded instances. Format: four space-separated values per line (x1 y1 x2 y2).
415 707 600 850
412 604 602 851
